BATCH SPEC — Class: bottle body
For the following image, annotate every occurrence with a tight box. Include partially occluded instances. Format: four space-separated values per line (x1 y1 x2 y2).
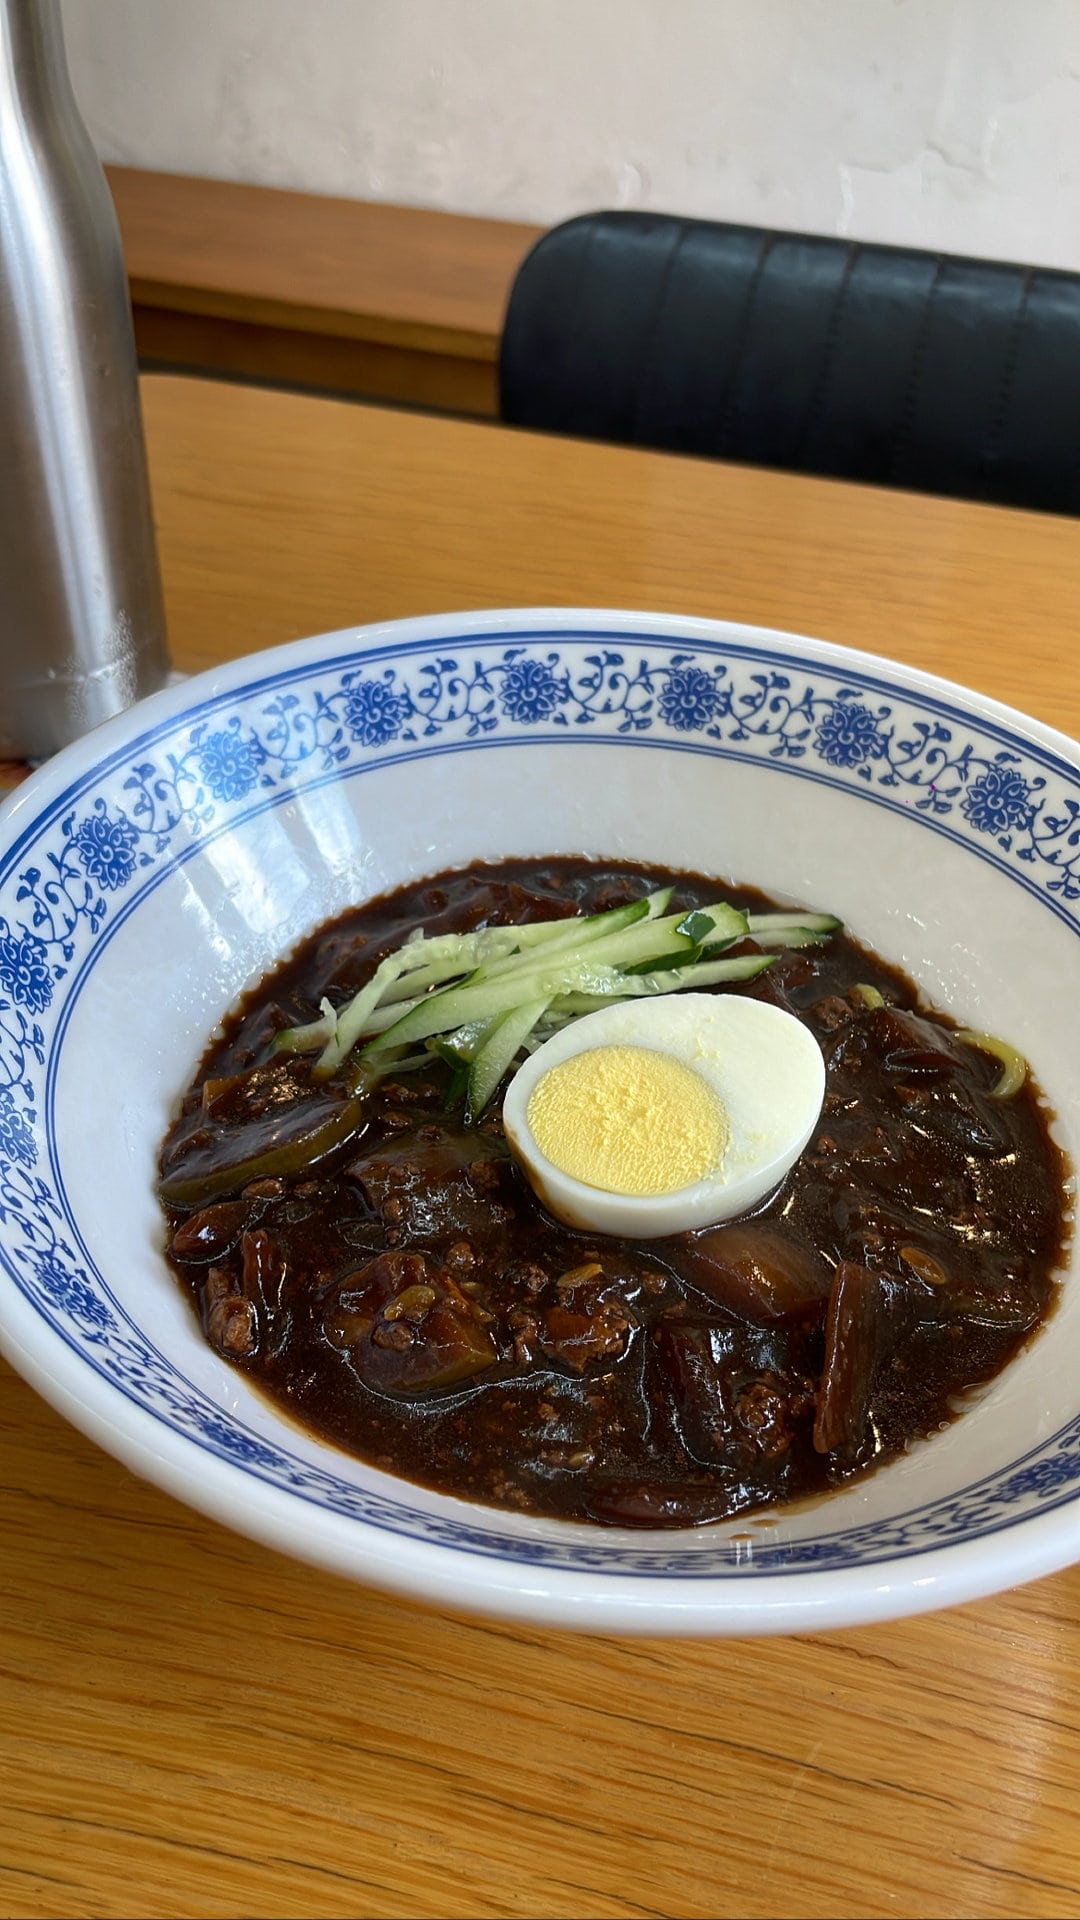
0 0 169 759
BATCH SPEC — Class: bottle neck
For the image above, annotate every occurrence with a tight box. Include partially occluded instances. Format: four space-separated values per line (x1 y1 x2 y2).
0 0 80 130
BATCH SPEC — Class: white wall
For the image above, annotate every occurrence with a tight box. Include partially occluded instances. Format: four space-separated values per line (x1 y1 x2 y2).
61 0 1080 269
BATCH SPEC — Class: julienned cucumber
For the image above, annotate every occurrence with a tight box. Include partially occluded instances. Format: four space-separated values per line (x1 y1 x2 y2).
465 996 552 1123
746 910 841 934
267 887 841 1111
347 898 726 1041
310 889 673 1077
360 947 771 1061
374 889 664 1010
461 898 745 992
362 955 633 1056
547 951 774 1021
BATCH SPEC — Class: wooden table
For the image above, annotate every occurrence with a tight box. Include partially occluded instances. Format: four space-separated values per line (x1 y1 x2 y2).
5 375 1080 1920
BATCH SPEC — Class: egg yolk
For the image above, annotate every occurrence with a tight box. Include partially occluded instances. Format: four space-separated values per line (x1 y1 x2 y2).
525 1044 730 1197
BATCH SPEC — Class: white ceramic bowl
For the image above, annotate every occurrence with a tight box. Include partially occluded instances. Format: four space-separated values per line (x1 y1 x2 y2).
1 607 1077 1636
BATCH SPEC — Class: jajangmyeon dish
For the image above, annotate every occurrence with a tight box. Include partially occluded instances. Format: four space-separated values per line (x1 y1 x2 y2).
159 858 1070 1528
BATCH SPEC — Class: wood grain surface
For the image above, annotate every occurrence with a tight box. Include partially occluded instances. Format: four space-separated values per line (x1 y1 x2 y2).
108 167 540 413
4 375 1080 1920
143 376 1080 745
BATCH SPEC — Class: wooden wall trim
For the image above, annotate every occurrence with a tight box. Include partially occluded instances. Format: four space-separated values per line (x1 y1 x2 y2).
107 166 542 414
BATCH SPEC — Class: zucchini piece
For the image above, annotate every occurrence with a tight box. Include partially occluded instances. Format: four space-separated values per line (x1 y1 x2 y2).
160 1085 370 1206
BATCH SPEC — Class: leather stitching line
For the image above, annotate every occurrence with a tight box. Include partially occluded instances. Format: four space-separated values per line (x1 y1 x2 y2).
630 216 692 444
713 230 776 459
886 253 947 483
795 241 862 469
979 267 1033 493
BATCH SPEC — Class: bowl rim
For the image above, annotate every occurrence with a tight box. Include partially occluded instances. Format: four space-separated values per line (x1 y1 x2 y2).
2 603 1078 1635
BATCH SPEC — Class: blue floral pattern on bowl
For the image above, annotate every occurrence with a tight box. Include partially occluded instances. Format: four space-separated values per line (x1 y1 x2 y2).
1 618 1078 1581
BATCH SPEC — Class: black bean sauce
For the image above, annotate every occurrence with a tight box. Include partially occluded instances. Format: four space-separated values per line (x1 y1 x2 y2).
159 859 1071 1528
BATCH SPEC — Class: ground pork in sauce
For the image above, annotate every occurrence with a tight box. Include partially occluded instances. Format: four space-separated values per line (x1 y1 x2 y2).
159 859 1071 1528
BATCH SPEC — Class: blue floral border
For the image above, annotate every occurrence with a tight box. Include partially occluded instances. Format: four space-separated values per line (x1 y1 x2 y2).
1 621 1078 1580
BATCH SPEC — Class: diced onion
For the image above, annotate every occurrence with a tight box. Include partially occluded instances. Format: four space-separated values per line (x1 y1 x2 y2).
853 983 885 1010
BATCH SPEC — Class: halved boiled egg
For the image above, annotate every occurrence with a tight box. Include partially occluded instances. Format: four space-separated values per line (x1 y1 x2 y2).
501 993 825 1238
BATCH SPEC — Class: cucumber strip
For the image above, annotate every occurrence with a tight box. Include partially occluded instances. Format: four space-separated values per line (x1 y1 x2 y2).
373 934 526 1005
280 889 822 1079
363 1049 436 1076
464 898 747 994
362 956 628 1056
623 945 704 975
362 906 712 1057
746 910 842 934
490 887 669 948
544 952 775 1021
437 891 668 995
676 908 727 944
362 982 526 1042
740 926 832 950
271 997 337 1056
443 1059 470 1109
632 952 776 992
539 992 625 1020
466 995 551 1120
430 1019 498 1065
359 988 446 1038
311 916 560 1074
307 891 669 1045
548 954 774 1017
275 937 474 1068
373 900 655 1008
543 899 747 975
312 948 422 1078
296 920 560 1069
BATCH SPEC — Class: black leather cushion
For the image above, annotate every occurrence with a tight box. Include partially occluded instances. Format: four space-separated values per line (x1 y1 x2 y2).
499 211 1080 514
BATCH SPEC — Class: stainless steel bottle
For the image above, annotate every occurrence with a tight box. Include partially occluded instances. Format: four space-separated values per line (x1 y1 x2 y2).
0 0 170 760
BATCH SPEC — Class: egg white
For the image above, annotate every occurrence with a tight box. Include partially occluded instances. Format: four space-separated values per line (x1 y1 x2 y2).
501 993 826 1238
